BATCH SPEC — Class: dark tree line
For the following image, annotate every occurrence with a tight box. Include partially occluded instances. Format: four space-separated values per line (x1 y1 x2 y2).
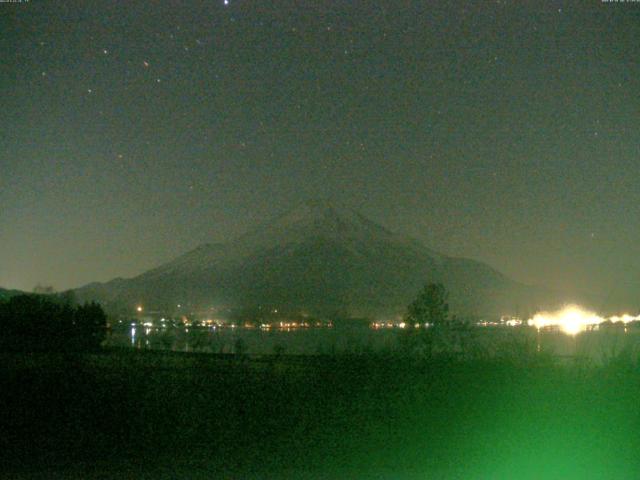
0 294 107 352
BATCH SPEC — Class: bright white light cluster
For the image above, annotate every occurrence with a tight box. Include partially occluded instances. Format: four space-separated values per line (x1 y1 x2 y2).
609 314 640 324
528 305 640 335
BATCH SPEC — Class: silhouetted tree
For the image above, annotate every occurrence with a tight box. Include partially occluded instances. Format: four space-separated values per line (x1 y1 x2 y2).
406 283 449 327
73 302 108 351
400 284 452 360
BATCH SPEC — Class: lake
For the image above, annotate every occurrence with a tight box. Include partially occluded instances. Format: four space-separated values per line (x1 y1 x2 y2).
105 322 640 362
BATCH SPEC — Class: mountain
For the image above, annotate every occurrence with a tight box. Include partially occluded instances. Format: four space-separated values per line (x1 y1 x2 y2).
75 201 557 318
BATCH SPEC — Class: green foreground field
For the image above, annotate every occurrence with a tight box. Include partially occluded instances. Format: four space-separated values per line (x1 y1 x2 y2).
1 348 639 479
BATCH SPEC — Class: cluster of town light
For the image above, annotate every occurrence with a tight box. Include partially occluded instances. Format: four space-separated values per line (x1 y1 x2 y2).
136 304 638 336
369 305 640 336
527 305 640 335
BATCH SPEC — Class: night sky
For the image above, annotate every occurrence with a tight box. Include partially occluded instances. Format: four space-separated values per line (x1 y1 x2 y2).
2 1 639 302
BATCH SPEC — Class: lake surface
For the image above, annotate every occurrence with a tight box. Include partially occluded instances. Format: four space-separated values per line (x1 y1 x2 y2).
105 323 640 362
107 324 403 355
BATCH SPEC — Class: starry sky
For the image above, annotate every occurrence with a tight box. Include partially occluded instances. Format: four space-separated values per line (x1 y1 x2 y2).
1 1 640 304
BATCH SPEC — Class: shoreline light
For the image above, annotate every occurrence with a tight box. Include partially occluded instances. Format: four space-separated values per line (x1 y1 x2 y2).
528 305 640 335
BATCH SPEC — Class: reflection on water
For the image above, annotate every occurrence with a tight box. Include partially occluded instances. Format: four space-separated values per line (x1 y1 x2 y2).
105 323 640 361
109 324 399 356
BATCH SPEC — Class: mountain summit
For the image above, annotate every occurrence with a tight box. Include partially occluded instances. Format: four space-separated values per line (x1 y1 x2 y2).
75 201 546 318
234 200 439 258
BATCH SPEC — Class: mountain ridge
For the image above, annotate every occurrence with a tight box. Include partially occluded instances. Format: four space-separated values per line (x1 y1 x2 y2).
74 201 560 318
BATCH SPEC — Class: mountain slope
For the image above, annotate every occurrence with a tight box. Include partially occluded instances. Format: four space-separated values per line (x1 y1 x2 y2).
75 201 553 318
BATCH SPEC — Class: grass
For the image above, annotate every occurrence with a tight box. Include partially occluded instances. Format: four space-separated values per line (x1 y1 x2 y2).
1 347 639 479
